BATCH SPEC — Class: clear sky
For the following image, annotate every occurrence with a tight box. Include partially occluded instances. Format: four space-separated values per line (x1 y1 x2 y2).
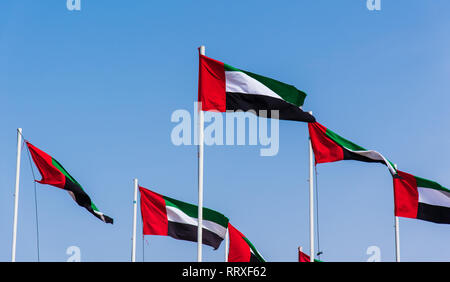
0 0 449 262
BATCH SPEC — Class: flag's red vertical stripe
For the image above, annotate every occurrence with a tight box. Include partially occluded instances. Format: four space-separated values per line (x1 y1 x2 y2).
227 223 251 262
393 171 419 219
298 249 311 262
198 54 226 112
26 142 66 189
308 122 344 164
139 187 169 236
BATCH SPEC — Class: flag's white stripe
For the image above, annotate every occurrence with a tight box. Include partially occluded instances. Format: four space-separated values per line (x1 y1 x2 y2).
346 149 396 175
418 187 450 208
166 206 227 238
93 210 106 222
225 71 283 101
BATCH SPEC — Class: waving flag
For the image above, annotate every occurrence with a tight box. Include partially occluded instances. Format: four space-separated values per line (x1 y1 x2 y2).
227 223 265 262
139 187 229 249
308 122 396 175
198 54 315 122
394 170 450 224
26 142 113 224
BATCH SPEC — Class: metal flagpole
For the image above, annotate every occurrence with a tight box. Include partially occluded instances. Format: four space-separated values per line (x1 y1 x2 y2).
197 45 205 262
393 164 400 262
224 229 229 262
132 178 138 262
308 113 315 262
395 216 400 262
11 128 22 262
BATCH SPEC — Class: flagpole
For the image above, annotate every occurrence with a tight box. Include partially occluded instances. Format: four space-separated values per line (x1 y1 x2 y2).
132 178 138 262
224 229 229 262
197 45 205 262
395 216 400 262
11 128 22 262
393 164 400 262
308 112 315 262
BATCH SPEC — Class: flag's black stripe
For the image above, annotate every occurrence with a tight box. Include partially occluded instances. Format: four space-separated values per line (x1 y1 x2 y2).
64 178 114 224
226 92 315 122
343 149 387 165
98 213 114 224
250 253 263 262
167 221 224 250
417 202 450 224
64 178 92 207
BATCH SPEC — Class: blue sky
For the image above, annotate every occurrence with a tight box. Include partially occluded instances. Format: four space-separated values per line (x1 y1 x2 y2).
0 0 449 262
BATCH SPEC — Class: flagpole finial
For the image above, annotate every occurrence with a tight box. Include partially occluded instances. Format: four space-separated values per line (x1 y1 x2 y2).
199 45 205 55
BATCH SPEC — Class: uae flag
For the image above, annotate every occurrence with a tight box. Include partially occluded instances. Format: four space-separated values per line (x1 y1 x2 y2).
227 223 265 262
139 187 229 249
198 54 315 123
394 170 450 224
308 122 397 175
26 142 113 224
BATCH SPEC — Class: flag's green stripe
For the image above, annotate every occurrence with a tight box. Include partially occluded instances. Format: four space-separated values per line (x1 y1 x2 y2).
163 196 229 228
224 63 306 107
243 237 265 262
415 176 450 193
224 63 240 72
51 158 99 212
325 128 367 151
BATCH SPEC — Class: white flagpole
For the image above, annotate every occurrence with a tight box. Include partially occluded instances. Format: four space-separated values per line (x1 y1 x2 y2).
393 164 400 262
308 112 315 262
224 229 229 262
132 178 138 262
11 128 22 262
395 216 400 262
197 45 205 262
